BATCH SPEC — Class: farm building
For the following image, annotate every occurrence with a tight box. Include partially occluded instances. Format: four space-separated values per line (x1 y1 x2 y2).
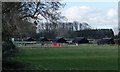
37 37 49 42
53 37 67 43
72 37 89 44
25 37 35 41
97 38 115 45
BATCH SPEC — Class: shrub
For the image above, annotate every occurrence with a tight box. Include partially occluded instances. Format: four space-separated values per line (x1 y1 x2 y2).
2 41 16 57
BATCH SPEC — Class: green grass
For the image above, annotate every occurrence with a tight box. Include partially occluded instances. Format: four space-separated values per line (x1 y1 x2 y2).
5 44 118 70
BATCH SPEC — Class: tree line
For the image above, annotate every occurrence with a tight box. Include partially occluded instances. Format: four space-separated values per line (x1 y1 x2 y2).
33 29 114 39
34 21 91 38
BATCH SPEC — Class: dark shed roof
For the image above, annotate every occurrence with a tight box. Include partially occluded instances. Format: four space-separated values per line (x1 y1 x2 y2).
72 37 89 44
38 37 49 42
97 38 115 45
25 37 35 41
53 37 66 43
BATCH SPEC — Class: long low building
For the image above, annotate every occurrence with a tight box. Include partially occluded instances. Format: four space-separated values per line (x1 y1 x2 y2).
97 38 115 45
72 37 89 44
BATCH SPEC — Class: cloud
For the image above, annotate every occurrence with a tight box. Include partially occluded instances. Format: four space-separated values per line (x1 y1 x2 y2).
62 6 117 23
107 8 117 19
62 6 93 22
62 6 118 35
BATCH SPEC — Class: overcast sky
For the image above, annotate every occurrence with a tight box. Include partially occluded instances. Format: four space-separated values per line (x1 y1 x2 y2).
61 0 119 35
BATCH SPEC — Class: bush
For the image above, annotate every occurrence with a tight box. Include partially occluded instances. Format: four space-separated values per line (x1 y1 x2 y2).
2 41 16 57
114 39 120 45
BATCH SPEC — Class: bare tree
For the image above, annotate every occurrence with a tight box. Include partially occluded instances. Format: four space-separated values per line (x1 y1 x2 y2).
73 21 79 31
2 1 65 40
19 1 65 28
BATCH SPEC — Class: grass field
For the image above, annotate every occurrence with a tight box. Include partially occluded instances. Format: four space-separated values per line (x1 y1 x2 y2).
3 44 118 70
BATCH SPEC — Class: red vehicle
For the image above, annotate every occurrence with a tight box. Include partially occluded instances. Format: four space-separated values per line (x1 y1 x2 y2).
51 43 61 47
